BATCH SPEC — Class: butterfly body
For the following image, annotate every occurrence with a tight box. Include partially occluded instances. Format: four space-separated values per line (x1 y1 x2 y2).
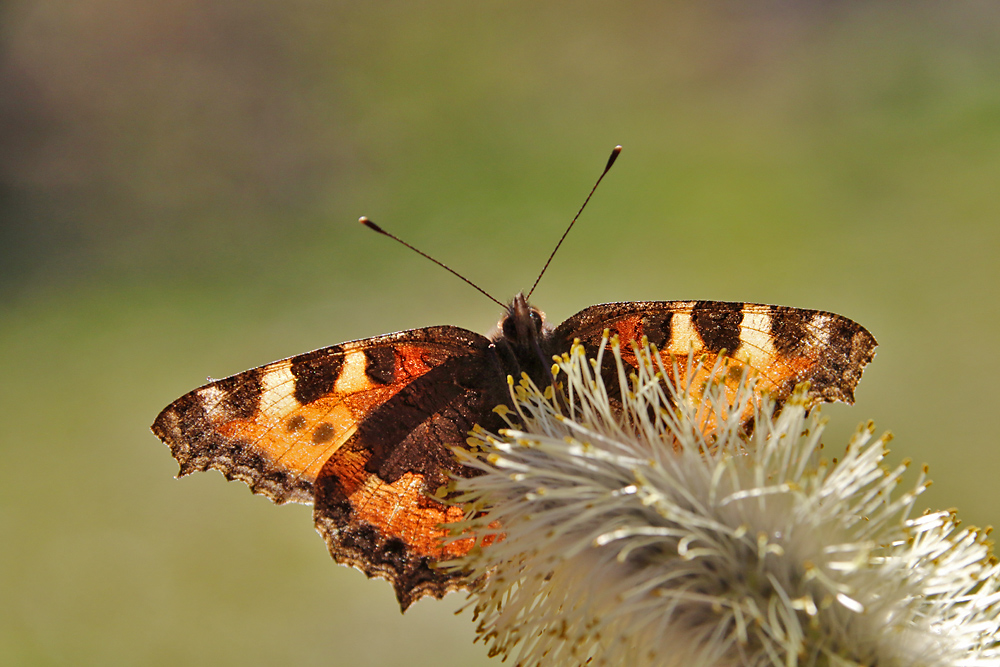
152 293 875 610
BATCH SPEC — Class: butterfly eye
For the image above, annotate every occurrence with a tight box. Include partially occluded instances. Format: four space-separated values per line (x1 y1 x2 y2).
529 311 543 331
501 317 518 340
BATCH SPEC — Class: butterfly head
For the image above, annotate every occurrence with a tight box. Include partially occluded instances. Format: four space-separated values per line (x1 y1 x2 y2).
498 292 548 349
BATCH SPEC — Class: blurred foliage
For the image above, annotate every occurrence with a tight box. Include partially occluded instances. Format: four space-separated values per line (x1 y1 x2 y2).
2 1 999 665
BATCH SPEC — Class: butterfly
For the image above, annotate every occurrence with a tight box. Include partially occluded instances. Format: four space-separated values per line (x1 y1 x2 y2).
151 147 877 611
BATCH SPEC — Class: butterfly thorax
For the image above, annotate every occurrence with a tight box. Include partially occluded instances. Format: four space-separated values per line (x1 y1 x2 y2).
489 292 557 390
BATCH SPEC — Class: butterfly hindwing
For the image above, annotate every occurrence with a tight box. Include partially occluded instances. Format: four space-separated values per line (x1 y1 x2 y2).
312 347 511 610
554 300 877 409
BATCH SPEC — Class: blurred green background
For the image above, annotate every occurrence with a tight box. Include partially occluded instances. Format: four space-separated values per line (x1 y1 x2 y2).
2 1 999 665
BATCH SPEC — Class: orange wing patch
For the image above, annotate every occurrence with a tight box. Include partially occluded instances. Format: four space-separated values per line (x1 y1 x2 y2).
311 440 485 611
319 443 469 560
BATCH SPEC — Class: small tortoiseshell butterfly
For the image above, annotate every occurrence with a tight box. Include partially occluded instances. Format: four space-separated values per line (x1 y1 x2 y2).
152 147 877 610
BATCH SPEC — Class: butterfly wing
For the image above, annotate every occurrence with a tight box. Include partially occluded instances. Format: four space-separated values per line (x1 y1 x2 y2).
553 300 877 410
152 325 509 610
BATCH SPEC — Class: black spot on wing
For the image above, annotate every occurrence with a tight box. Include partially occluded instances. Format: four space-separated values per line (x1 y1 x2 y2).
376 537 409 569
642 312 673 349
768 306 810 356
313 479 354 523
291 349 344 404
692 301 743 353
215 368 263 420
364 347 396 385
312 422 337 444
341 522 379 555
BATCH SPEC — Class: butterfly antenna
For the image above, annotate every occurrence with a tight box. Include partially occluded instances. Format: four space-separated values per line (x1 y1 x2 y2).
526 145 622 299
360 217 506 308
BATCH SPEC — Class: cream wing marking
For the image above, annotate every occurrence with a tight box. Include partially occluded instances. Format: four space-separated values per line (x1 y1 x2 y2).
335 351 372 394
666 303 698 355
735 306 776 367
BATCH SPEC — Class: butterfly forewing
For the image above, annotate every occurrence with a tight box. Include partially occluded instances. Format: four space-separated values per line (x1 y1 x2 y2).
553 300 877 409
152 326 494 505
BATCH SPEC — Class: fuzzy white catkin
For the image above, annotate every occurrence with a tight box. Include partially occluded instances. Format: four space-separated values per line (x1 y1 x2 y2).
445 337 1000 667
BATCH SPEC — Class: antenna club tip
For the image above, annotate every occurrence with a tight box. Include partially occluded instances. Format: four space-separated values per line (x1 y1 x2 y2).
605 145 622 170
359 216 384 233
